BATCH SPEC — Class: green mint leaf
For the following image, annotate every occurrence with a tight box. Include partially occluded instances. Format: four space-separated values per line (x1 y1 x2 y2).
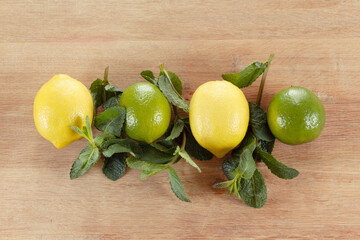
223 132 256 180
235 183 242 199
156 139 175 149
249 103 275 142
126 156 168 172
103 153 126 181
156 124 176 149
158 75 189 112
257 139 275 155
104 95 121 110
183 123 213 161
85 116 93 139
168 166 191 202
150 142 170 152
223 156 240 180
102 139 141 158
141 70 157 84
239 169 267 208
137 143 175 164
104 84 122 93
94 106 125 137
176 147 201 173
100 138 125 149
94 132 116 147
159 65 183 94
150 143 177 157
222 61 267 88
140 169 165 180
89 78 104 109
237 149 256 179
256 147 299 179
70 126 90 142
228 183 236 196
212 180 234 189
165 119 184 141
70 146 101 179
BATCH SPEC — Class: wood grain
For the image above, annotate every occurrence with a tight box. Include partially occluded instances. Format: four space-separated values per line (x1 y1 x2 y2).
1 0 360 239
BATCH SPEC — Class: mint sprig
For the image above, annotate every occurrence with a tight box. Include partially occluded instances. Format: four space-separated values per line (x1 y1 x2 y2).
215 54 299 208
222 61 267 88
70 66 206 203
90 66 122 111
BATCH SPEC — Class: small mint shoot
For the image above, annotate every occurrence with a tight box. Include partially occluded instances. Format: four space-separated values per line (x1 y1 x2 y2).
256 54 274 106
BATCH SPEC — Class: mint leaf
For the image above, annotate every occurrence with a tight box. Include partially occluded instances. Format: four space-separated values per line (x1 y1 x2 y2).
165 119 184 141
168 166 191 202
90 78 104 109
137 143 175 164
159 65 183 94
150 142 172 152
257 139 275 155
249 103 275 142
126 156 168 173
222 61 267 88
223 132 256 180
223 156 240 180
94 132 115 147
85 116 93 139
100 138 125 149
239 169 267 208
70 146 101 179
158 75 189 112
102 139 140 157
212 180 234 189
105 84 122 93
237 149 256 179
140 169 166 180
70 116 94 143
256 147 299 179
176 147 201 173
70 126 91 142
104 95 121 110
103 153 126 181
184 124 213 161
141 70 157 84
94 106 125 137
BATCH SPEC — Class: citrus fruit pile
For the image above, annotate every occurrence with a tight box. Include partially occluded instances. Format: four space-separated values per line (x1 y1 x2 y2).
33 55 325 208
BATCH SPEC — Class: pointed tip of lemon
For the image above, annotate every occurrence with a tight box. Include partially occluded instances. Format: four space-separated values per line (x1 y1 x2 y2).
212 150 229 159
52 141 64 149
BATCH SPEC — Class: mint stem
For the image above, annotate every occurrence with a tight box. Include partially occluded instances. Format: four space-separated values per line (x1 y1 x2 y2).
102 66 110 105
168 131 187 165
103 66 109 85
256 54 274 106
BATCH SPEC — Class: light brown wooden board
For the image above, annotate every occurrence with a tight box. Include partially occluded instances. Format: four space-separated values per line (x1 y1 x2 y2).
1 0 359 239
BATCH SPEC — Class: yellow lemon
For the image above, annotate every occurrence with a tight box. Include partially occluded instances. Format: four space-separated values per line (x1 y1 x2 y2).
189 81 249 158
33 74 94 149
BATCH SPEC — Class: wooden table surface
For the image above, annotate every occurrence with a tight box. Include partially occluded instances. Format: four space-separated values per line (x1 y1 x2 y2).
1 1 360 239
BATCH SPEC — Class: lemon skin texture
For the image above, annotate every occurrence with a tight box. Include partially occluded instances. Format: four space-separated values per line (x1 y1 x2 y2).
189 81 249 158
119 82 171 143
33 74 94 149
267 86 325 145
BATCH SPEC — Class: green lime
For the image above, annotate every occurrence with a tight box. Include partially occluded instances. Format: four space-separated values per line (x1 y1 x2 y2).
119 82 171 143
267 86 325 145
